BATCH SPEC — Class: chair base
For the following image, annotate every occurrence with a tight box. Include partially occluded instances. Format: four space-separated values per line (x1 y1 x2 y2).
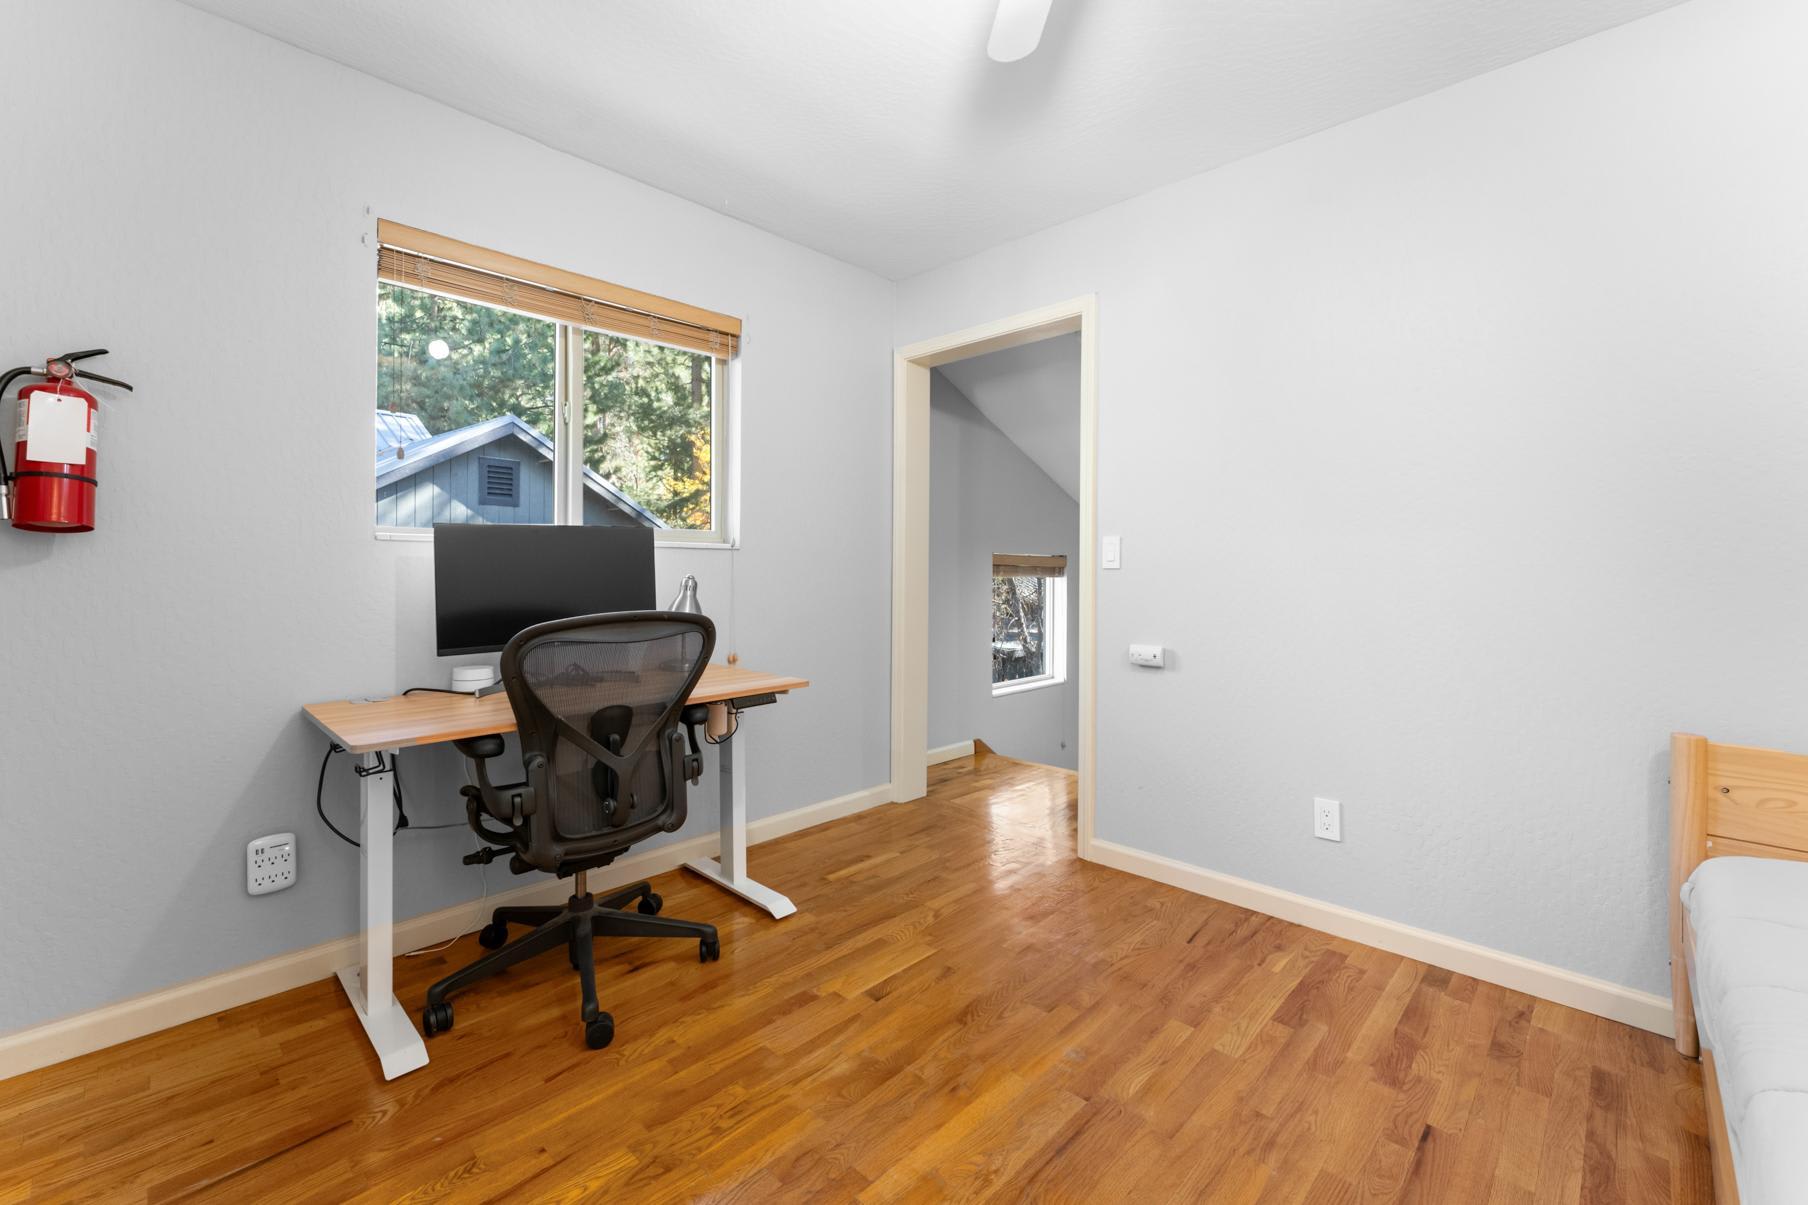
422 880 719 1049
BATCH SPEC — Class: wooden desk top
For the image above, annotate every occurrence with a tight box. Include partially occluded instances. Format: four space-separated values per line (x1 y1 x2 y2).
303 663 808 755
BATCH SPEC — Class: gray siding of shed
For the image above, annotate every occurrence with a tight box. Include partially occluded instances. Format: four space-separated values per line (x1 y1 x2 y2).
376 433 646 528
579 491 641 527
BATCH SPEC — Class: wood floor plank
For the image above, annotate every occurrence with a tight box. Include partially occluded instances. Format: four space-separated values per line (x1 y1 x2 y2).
0 751 1709 1203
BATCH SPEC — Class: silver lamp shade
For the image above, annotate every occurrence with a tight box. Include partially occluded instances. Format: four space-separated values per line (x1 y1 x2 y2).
668 573 703 615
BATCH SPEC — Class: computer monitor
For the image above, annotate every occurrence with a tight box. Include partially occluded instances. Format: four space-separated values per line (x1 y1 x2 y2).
433 524 657 656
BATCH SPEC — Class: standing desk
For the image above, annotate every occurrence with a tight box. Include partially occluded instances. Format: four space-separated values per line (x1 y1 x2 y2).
302 662 808 1079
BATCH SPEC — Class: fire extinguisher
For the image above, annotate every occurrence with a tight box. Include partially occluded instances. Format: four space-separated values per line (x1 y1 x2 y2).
1 349 134 533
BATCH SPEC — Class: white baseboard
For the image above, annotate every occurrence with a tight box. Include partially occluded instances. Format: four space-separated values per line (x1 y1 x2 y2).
8 785 1667 1080
927 740 975 766
1084 837 1673 1037
0 782 892 1081
747 784 894 843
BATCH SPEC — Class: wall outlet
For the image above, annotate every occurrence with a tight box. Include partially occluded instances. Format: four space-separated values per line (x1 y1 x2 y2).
1313 798 1342 842
248 832 297 895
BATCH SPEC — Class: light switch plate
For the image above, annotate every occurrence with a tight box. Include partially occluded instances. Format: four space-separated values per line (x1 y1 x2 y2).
1102 535 1122 569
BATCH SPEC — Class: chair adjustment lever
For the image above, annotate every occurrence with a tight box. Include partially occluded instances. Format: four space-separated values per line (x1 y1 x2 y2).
462 847 502 866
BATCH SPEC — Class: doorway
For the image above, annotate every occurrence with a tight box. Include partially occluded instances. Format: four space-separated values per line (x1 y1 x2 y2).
890 297 1098 856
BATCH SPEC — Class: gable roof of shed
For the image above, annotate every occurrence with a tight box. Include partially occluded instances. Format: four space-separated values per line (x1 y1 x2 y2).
374 412 663 527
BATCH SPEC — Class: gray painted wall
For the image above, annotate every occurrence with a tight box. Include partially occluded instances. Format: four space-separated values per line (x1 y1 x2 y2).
929 372 1079 769
937 334 1082 502
897 0 1808 999
0 0 892 1034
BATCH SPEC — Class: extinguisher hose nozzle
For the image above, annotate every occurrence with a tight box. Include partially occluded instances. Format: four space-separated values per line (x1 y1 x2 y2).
0 365 28 522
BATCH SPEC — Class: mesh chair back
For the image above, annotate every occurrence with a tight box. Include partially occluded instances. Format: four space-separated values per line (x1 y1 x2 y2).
501 611 714 868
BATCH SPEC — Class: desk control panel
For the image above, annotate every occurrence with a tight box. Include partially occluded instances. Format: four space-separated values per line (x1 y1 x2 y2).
729 692 779 711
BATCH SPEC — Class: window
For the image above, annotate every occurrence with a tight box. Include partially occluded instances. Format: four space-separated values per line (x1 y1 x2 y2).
375 287 557 527
372 221 739 542
580 329 716 531
992 554 1067 695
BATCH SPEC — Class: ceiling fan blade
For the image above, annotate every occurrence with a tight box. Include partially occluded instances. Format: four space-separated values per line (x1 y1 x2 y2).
987 0 1054 63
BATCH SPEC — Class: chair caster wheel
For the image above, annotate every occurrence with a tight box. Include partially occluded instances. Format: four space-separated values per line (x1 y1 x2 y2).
478 922 508 949
422 1001 453 1037
586 1013 615 1050
638 892 663 916
700 936 721 962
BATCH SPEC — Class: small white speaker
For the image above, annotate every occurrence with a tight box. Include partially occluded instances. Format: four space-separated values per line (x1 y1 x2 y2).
451 665 497 694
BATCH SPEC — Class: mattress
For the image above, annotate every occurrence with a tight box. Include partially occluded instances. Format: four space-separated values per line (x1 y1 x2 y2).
1682 856 1808 1204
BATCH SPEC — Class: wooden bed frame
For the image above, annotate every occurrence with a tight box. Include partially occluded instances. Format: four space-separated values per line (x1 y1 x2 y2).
1670 732 1808 1205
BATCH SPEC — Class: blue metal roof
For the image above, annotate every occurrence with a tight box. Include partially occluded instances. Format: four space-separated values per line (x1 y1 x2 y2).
375 410 430 450
375 412 664 528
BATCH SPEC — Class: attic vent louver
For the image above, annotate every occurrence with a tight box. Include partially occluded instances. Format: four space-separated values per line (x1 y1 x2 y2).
478 456 521 507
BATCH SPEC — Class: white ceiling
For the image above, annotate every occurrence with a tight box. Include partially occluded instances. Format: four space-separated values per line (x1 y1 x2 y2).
177 0 1688 279
939 334 1081 500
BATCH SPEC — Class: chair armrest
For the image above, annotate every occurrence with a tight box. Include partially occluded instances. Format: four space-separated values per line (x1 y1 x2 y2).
454 734 506 760
455 737 538 825
680 705 709 783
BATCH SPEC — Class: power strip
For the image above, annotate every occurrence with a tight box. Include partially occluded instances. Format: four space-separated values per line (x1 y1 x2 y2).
247 832 297 895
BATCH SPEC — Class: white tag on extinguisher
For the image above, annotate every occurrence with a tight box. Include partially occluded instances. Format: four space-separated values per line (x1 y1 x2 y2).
23 393 90 465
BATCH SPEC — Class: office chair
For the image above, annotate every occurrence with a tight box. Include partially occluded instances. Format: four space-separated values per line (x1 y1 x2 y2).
422 611 720 1050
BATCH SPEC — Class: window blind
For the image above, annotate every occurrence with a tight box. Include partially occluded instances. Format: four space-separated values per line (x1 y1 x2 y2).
993 553 1067 578
375 220 741 359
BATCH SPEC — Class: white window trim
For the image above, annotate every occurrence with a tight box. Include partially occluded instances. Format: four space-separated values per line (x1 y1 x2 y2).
991 573 1067 697
375 304 736 546
993 672 1065 697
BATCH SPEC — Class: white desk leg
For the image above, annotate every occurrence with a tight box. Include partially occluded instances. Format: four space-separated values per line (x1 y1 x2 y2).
683 715 797 919
335 749 430 1079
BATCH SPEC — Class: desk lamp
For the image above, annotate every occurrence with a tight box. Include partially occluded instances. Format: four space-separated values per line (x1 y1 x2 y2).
669 574 703 615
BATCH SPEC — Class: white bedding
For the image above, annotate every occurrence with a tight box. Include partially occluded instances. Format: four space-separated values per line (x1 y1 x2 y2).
1683 856 1808 1204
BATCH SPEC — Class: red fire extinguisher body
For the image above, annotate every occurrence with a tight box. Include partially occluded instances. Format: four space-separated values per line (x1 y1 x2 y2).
12 381 98 533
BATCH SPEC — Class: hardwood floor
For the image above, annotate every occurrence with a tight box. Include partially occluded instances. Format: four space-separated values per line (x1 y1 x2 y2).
1 752 1710 1203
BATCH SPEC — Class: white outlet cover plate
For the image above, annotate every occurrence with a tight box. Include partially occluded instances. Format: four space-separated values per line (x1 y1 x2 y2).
1313 798 1342 842
248 831 298 895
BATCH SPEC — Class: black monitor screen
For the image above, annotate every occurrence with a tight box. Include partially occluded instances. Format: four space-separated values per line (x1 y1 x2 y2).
433 524 657 656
